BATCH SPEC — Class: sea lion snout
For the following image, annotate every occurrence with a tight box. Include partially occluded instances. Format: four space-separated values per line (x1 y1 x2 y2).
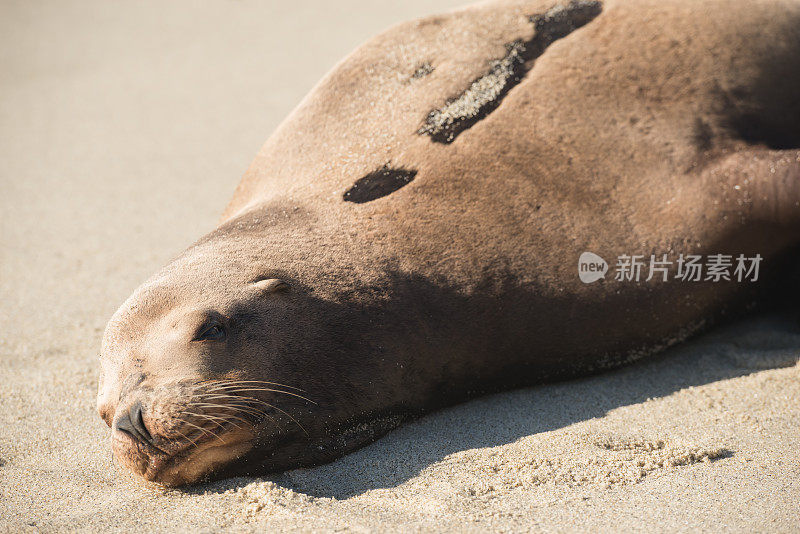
105 379 263 486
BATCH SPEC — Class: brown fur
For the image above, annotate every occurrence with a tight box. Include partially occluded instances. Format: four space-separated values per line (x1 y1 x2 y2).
98 0 800 486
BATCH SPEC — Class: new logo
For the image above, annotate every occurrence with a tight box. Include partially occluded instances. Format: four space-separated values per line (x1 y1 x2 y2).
578 252 608 283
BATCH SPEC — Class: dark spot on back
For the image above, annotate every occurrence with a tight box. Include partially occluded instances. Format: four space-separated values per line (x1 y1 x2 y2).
343 166 417 203
419 0 603 143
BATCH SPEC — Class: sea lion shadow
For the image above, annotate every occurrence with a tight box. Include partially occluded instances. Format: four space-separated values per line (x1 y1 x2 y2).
274 309 800 499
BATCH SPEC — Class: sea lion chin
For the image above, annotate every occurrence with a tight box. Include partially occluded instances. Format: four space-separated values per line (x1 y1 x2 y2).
98 0 800 486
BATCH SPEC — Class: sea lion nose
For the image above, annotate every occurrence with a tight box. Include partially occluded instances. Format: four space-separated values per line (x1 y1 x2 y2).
112 401 154 446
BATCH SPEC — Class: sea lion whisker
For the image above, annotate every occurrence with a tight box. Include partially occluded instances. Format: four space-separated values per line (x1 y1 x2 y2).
201 386 317 405
198 394 304 434
193 395 278 412
176 418 226 444
192 403 267 422
192 402 284 431
203 384 303 395
184 411 245 431
193 393 258 404
198 379 305 392
201 383 314 401
225 395 309 436
171 428 199 449
193 393 298 413
197 404 285 430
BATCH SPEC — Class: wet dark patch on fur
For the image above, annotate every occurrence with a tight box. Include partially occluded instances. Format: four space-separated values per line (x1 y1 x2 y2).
409 62 435 82
419 0 602 143
343 166 417 203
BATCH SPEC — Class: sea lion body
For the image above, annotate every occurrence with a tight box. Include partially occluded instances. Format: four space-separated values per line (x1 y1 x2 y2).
98 0 800 485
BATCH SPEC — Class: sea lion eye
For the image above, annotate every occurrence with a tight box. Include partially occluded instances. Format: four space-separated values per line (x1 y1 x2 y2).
193 322 226 342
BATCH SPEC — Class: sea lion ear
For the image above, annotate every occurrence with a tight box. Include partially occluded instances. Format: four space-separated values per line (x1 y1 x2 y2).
251 278 290 294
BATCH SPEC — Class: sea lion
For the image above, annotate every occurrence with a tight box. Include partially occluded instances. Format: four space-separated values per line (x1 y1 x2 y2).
97 0 800 486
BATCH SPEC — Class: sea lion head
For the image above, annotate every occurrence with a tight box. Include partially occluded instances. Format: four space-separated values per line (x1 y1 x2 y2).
95 232 365 486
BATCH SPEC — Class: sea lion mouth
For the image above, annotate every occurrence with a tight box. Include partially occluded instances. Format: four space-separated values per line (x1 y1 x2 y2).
112 417 256 486
108 379 314 486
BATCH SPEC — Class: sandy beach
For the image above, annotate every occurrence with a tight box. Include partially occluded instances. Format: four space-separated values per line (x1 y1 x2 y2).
1 0 799 531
